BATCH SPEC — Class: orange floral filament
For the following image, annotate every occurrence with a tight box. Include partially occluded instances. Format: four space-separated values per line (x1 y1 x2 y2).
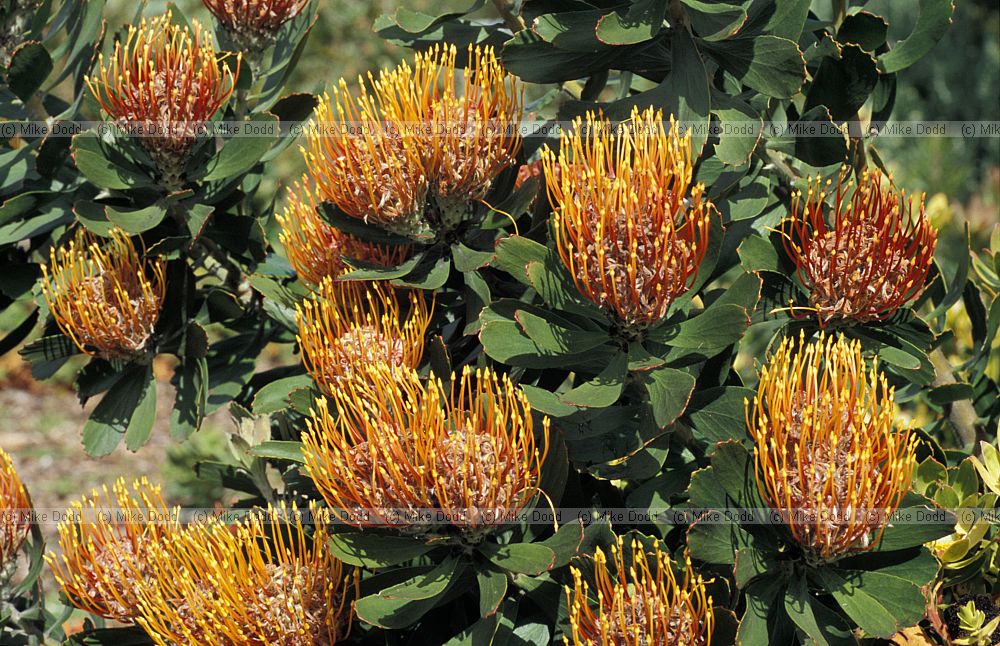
0 448 31 574
203 0 309 52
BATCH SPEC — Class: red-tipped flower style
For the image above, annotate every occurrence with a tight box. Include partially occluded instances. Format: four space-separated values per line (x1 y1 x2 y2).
203 0 309 53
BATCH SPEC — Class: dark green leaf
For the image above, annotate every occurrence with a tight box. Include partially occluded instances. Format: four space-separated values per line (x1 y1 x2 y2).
838 11 889 52
682 1 748 41
804 45 879 122
252 374 314 414
560 351 628 408
491 235 548 286
645 367 696 428
701 36 806 99
515 309 609 355
82 365 156 457
479 542 556 575
328 533 434 568
686 386 755 446
783 577 857 646
812 568 926 638
199 113 279 181
595 0 668 45
7 41 53 101
477 566 507 617
354 557 461 629
250 440 304 463
880 0 955 73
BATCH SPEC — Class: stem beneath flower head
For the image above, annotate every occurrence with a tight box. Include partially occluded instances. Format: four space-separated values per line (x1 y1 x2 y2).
929 347 982 450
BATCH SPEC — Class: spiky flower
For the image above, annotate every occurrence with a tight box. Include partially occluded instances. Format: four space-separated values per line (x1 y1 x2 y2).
565 536 713 646
784 167 938 327
303 364 549 538
86 13 239 189
542 106 714 334
133 503 352 646
46 477 180 623
203 0 308 53
0 448 31 576
303 45 522 239
40 227 166 361
748 333 918 562
295 278 431 396
276 177 409 286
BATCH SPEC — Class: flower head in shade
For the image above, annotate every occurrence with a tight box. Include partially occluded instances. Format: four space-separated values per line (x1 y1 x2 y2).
565 536 713 646
303 364 548 539
295 278 431 396
86 13 238 189
40 227 166 361
784 167 938 327
0 448 31 572
748 333 918 562
203 0 309 53
276 178 409 286
303 45 522 239
542 106 714 335
133 502 352 646
46 477 180 623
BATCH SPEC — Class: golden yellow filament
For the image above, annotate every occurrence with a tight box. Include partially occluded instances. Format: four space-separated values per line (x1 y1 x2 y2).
303 364 549 537
0 448 31 570
295 277 431 396
748 333 917 561
276 177 409 286
542 106 714 332
565 536 713 646
40 227 166 361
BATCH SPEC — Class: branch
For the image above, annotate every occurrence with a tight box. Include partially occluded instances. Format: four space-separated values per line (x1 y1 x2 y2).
929 348 981 449
492 0 526 33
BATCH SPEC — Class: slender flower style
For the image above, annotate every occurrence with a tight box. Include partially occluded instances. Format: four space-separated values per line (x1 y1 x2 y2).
565 536 713 646
303 45 522 239
295 277 431 396
203 0 309 53
0 448 31 576
133 503 352 646
276 177 408 286
46 477 181 623
748 333 918 562
303 364 549 538
86 13 239 189
40 227 166 361
784 167 938 327
542 106 715 334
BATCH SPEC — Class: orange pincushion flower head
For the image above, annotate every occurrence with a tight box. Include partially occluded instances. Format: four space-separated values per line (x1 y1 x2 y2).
0 448 31 573
86 13 239 189
303 44 522 240
276 177 409 286
203 0 309 53
40 227 166 361
565 535 713 646
303 364 549 538
295 277 431 396
784 167 938 327
748 332 918 562
542 106 714 334
46 477 181 623
133 502 352 646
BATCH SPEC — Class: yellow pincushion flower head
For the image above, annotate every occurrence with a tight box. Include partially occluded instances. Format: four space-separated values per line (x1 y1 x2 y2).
0 448 31 575
133 502 353 646
748 332 918 562
86 13 239 189
303 364 549 539
46 477 181 623
542 106 715 336
276 177 409 286
565 535 714 646
303 44 522 240
295 277 431 397
203 0 309 54
40 227 166 362
783 167 938 327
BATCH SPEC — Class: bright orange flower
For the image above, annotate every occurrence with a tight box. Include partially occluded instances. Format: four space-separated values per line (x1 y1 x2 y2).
565 536 713 646
542 106 714 333
784 167 938 327
748 333 918 562
0 448 31 572
203 0 308 52
86 13 239 188
276 178 409 286
40 227 166 361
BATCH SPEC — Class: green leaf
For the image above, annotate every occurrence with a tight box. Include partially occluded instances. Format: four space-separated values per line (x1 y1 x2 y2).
595 0 668 45
712 90 764 167
745 0 810 41
645 367 696 428
327 533 434 568
812 568 927 638
521 385 582 418
75 201 168 235
685 386 755 446
169 356 207 441
738 576 790 646
880 0 955 73
502 29 623 83
71 132 154 190
354 557 461 629
662 25 711 154
838 11 889 52
559 351 628 408
199 113 279 181
927 382 975 405
538 520 585 569
804 45 879 122
252 374 315 414
250 440 304 463
738 233 783 274
83 365 156 457
532 11 607 52
874 495 955 551
491 235 548 286
319 202 415 246
783 577 857 646
452 242 494 272
477 566 507 617
19 334 79 379
682 0 748 42
688 522 742 565
479 542 556 575
393 254 450 290
650 303 750 353
7 41 53 101
514 309 609 355
701 35 806 99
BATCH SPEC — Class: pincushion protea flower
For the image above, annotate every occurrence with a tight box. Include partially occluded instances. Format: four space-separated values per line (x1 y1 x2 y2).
40 227 166 361
748 333 918 562
276 178 408 286
46 477 181 623
784 167 938 327
542 106 714 334
303 44 522 239
295 277 431 396
0 448 31 574
86 13 239 189
565 536 713 646
303 364 549 537
133 503 352 646
203 0 309 53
